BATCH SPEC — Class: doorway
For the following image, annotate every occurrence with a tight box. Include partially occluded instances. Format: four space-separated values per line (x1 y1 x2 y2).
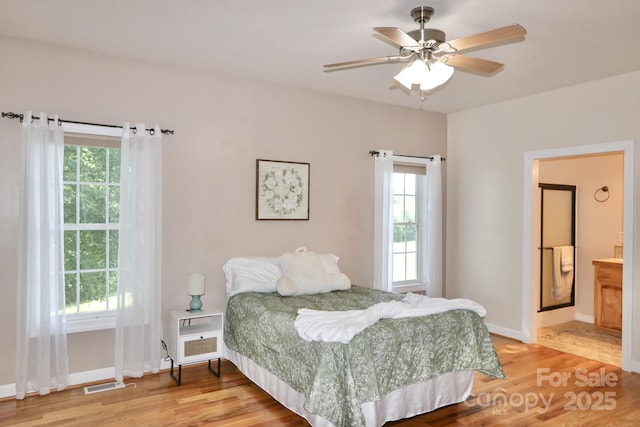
522 140 634 372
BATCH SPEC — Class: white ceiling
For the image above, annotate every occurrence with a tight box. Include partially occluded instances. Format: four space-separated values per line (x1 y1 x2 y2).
1 0 640 113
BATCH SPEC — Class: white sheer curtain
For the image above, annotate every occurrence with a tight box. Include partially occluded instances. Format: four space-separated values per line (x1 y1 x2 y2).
374 151 443 296
422 155 443 297
16 112 69 399
115 123 163 381
373 149 394 291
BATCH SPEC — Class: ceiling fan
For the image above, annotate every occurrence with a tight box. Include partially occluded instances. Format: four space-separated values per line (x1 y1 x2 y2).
324 6 527 96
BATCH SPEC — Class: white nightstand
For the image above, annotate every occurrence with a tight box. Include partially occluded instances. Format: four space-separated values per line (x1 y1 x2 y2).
163 308 224 385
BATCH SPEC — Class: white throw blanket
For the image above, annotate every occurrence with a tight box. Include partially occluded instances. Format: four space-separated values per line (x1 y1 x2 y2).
294 293 487 344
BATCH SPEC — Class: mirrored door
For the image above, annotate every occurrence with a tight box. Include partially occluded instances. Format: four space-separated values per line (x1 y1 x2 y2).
539 183 576 311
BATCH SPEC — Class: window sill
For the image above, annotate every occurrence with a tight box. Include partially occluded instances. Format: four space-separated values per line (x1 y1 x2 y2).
66 315 116 334
393 283 426 294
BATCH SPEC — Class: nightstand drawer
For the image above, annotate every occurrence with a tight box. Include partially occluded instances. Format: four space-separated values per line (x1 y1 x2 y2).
178 331 222 364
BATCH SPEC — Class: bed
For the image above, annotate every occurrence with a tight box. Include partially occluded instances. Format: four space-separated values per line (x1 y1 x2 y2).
222 252 504 427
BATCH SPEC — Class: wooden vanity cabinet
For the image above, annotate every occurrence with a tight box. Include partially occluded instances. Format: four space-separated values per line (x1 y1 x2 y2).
593 259 622 330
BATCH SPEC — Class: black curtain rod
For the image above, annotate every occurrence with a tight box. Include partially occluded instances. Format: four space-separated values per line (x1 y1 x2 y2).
1 111 174 135
369 150 445 161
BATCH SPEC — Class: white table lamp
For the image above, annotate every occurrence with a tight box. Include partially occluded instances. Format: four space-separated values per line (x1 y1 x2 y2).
187 273 206 312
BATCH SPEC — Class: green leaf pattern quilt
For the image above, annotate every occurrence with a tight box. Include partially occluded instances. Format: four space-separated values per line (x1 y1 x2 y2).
224 286 504 427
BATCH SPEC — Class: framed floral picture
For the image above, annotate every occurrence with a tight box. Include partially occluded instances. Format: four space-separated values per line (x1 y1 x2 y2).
256 159 310 220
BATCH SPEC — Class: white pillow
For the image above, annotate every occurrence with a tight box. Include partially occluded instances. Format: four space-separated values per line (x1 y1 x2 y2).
276 250 351 296
293 246 341 274
223 257 282 297
318 253 341 274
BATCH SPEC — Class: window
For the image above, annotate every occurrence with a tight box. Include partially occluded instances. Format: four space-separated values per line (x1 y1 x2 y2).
374 151 442 295
63 136 120 327
393 172 419 284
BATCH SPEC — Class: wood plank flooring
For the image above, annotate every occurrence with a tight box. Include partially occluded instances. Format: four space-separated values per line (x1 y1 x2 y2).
537 321 621 367
1 335 639 426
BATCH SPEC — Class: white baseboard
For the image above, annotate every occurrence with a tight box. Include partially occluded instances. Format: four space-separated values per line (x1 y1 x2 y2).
485 323 522 341
0 383 16 399
160 358 172 370
574 313 594 324
1 359 174 399
69 367 115 386
0 367 117 399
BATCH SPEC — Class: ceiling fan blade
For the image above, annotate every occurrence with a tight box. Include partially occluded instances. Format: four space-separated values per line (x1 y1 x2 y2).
373 27 421 48
324 55 407 69
442 54 504 75
447 24 526 52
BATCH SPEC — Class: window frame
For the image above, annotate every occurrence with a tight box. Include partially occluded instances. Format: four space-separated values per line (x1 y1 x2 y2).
62 123 122 333
391 170 426 294
392 172 420 283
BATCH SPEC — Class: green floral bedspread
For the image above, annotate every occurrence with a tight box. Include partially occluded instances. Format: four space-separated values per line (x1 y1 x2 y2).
224 286 504 427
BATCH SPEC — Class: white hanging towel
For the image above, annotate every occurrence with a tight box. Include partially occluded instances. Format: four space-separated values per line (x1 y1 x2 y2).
560 245 574 272
552 246 574 299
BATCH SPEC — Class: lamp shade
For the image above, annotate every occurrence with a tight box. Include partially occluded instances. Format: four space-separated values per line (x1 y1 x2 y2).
188 273 206 296
393 60 428 90
393 59 454 92
419 61 454 91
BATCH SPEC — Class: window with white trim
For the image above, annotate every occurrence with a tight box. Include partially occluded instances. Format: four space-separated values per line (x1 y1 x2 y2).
391 167 426 293
393 172 419 284
63 135 120 328
374 151 441 295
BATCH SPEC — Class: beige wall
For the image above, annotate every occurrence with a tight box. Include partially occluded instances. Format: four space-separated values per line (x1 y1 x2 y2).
0 35 447 388
447 71 640 368
538 154 624 325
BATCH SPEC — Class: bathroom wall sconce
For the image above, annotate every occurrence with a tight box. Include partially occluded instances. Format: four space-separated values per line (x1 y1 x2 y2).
594 186 609 202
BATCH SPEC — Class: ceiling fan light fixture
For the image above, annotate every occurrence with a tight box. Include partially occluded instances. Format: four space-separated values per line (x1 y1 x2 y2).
393 59 428 90
419 60 454 91
393 59 454 91
325 6 526 100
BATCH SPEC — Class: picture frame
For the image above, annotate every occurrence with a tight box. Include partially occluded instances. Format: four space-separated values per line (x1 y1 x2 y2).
256 159 310 220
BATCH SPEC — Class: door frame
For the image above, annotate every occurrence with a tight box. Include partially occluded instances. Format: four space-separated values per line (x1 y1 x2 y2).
521 140 634 372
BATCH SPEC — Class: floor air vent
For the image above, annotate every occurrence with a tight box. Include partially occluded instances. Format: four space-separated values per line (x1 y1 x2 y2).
84 381 125 395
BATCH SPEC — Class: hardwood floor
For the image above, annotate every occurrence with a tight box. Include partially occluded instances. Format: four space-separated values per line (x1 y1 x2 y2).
537 321 621 367
1 336 639 426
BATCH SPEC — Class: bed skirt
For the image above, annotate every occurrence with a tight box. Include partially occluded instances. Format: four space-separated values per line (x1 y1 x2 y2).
224 345 475 427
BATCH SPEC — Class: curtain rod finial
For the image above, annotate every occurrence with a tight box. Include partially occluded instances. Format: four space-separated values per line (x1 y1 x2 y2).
2 111 24 121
